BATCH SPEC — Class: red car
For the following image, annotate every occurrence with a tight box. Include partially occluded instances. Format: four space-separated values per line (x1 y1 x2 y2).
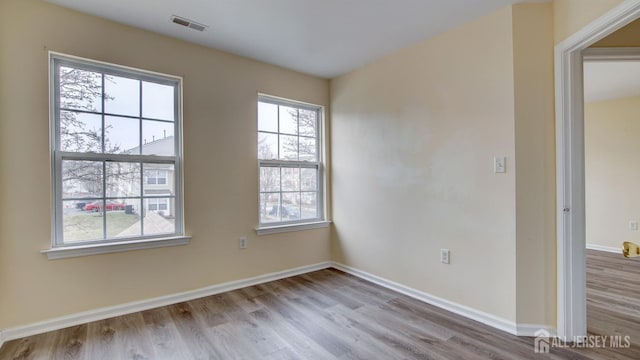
84 200 126 212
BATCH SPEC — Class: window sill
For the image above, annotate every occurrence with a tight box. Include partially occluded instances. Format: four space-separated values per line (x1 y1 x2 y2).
256 221 331 235
41 236 191 260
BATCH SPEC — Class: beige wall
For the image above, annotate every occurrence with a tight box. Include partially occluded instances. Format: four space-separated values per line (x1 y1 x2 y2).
331 7 519 321
512 3 556 326
592 18 640 47
553 0 626 44
585 96 640 249
0 0 330 329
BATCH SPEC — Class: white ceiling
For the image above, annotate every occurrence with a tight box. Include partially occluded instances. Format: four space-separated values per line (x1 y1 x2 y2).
47 0 533 78
584 61 640 103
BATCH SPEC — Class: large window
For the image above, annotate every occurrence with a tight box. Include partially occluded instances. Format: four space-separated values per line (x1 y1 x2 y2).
258 96 324 226
50 53 184 248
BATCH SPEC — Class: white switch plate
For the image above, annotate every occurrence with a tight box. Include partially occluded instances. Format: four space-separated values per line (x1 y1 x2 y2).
494 156 506 173
440 249 450 264
630 221 638 231
239 236 248 249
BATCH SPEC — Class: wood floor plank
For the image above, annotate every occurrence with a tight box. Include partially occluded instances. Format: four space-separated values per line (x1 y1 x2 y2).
85 317 118 360
141 307 191 360
254 288 352 357
51 324 87 360
113 314 154 360
166 302 223 359
5 337 36 360
249 308 335 359
2 251 639 359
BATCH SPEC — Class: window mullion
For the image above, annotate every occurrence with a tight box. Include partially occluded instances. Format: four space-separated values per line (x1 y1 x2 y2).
138 78 144 237
277 104 281 160
102 161 107 239
140 161 144 236
59 152 176 163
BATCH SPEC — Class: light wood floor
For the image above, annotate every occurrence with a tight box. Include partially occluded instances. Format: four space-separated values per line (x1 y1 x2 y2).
1 252 639 359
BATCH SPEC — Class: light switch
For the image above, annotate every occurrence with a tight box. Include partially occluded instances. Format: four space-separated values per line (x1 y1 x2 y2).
494 156 506 173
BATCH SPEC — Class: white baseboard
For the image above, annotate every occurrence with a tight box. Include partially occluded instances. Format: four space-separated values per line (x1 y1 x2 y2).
0 261 332 344
331 262 555 337
586 243 621 254
517 324 557 337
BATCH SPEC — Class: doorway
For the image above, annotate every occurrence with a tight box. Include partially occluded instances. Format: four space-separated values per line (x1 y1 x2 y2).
555 0 640 340
583 50 640 346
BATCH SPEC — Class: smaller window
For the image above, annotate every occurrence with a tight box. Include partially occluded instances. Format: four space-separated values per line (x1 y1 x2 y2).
257 95 324 227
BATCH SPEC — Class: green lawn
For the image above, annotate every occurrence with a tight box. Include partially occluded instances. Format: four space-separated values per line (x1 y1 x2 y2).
64 211 139 242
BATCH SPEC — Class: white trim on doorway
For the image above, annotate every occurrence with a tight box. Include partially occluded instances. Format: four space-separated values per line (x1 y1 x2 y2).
555 0 640 341
583 46 640 60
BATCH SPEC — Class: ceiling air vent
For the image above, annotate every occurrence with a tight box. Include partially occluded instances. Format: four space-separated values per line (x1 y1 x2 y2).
170 15 207 32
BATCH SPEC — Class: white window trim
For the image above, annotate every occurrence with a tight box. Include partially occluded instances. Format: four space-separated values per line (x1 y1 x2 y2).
46 52 187 258
256 221 331 236
41 236 191 260
256 94 327 231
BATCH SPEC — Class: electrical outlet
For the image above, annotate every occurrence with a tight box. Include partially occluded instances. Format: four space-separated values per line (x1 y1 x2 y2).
630 221 638 231
440 249 450 264
239 236 248 249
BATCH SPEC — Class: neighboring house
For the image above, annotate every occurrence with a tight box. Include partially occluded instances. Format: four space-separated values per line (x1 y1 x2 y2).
126 135 176 217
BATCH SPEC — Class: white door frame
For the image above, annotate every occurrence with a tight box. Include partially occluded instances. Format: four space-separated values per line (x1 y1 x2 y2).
555 0 640 341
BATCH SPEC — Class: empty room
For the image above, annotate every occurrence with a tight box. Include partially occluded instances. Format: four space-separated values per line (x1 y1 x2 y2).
1 0 640 359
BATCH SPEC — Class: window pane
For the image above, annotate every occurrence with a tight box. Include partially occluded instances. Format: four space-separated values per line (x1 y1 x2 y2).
143 198 175 236
279 135 298 160
299 137 317 161
142 82 174 121
260 167 280 192
299 109 317 137
279 106 298 135
59 66 102 112
258 132 278 159
60 111 102 153
106 198 141 238
281 167 300 192
300 168 317 191
106 162 141 197
104 75 140 116
260 193 281 223
258 102 278 132
105 115 140 154
142 120 175 155
63 200 103 242
282 192 300 221
62 160 103 199
301 192 318 220
144 164 174 195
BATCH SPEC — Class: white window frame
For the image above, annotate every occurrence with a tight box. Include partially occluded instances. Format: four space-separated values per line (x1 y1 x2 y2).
43 52 189 259
256 94 329 234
